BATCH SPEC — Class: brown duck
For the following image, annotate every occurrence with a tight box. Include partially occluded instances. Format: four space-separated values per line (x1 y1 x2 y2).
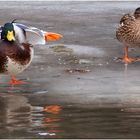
0 21 63 85
116 7 140 64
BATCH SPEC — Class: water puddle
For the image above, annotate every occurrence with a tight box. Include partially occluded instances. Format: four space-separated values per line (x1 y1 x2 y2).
0 94 63 138
0 93 140 138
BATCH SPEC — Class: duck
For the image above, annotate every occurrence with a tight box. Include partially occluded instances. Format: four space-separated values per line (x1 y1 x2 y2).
0 20 63 85
116 7 140 64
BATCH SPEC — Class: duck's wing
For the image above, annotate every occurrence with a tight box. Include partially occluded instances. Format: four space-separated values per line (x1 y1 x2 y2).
13 23 63 45
13 23 45 45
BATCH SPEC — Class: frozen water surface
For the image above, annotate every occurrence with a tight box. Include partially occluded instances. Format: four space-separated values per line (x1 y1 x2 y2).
0 1 140 139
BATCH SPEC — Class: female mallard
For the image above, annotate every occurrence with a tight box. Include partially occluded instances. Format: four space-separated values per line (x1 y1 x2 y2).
116 7 140 64
0 21 63 85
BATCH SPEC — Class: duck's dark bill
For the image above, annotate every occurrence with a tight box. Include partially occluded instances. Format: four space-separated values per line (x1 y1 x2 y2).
45 32 63 41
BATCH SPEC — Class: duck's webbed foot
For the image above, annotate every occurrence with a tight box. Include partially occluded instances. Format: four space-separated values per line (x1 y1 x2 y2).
122 56 136 64
9 76 26 85
121 46 138 64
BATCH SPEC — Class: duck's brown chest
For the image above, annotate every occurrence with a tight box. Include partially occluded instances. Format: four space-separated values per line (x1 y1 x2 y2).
0 41 33 74
116 20 140 46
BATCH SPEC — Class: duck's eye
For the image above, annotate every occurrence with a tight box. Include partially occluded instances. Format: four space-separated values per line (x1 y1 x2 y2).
7 31 15 41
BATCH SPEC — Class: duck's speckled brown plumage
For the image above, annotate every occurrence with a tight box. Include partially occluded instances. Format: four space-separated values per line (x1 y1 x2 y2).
116 9 140 46
0 40 32 73
119 14 135 25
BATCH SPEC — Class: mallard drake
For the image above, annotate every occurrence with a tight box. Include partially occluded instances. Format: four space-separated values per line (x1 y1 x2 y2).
116 7 140 64
0 20 63 85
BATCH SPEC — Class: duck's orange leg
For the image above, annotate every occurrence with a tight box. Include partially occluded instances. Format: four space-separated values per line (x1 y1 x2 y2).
122 46 135 64
9 76 26 85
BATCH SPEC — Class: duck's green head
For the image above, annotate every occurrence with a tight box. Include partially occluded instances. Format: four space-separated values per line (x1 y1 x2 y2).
1 23 15 42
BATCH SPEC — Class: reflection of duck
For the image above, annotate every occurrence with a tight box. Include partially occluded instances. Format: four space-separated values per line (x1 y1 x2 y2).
0 94 31 134
0 20 63 85
116 7 140 64
32 105 62 138
43 105 62 114
0 94 63 138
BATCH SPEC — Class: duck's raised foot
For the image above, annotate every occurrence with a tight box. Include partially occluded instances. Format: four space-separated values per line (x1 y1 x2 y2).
9 76 26 85
45 32 63 41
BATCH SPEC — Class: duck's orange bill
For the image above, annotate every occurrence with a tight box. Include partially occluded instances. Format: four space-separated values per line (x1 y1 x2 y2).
45 32 63 41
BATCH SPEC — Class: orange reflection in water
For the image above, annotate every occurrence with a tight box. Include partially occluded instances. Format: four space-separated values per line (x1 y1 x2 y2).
42 105 63 137
43 117 64 134
48 129 64 133
43 105 62 114
44 118 60 123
